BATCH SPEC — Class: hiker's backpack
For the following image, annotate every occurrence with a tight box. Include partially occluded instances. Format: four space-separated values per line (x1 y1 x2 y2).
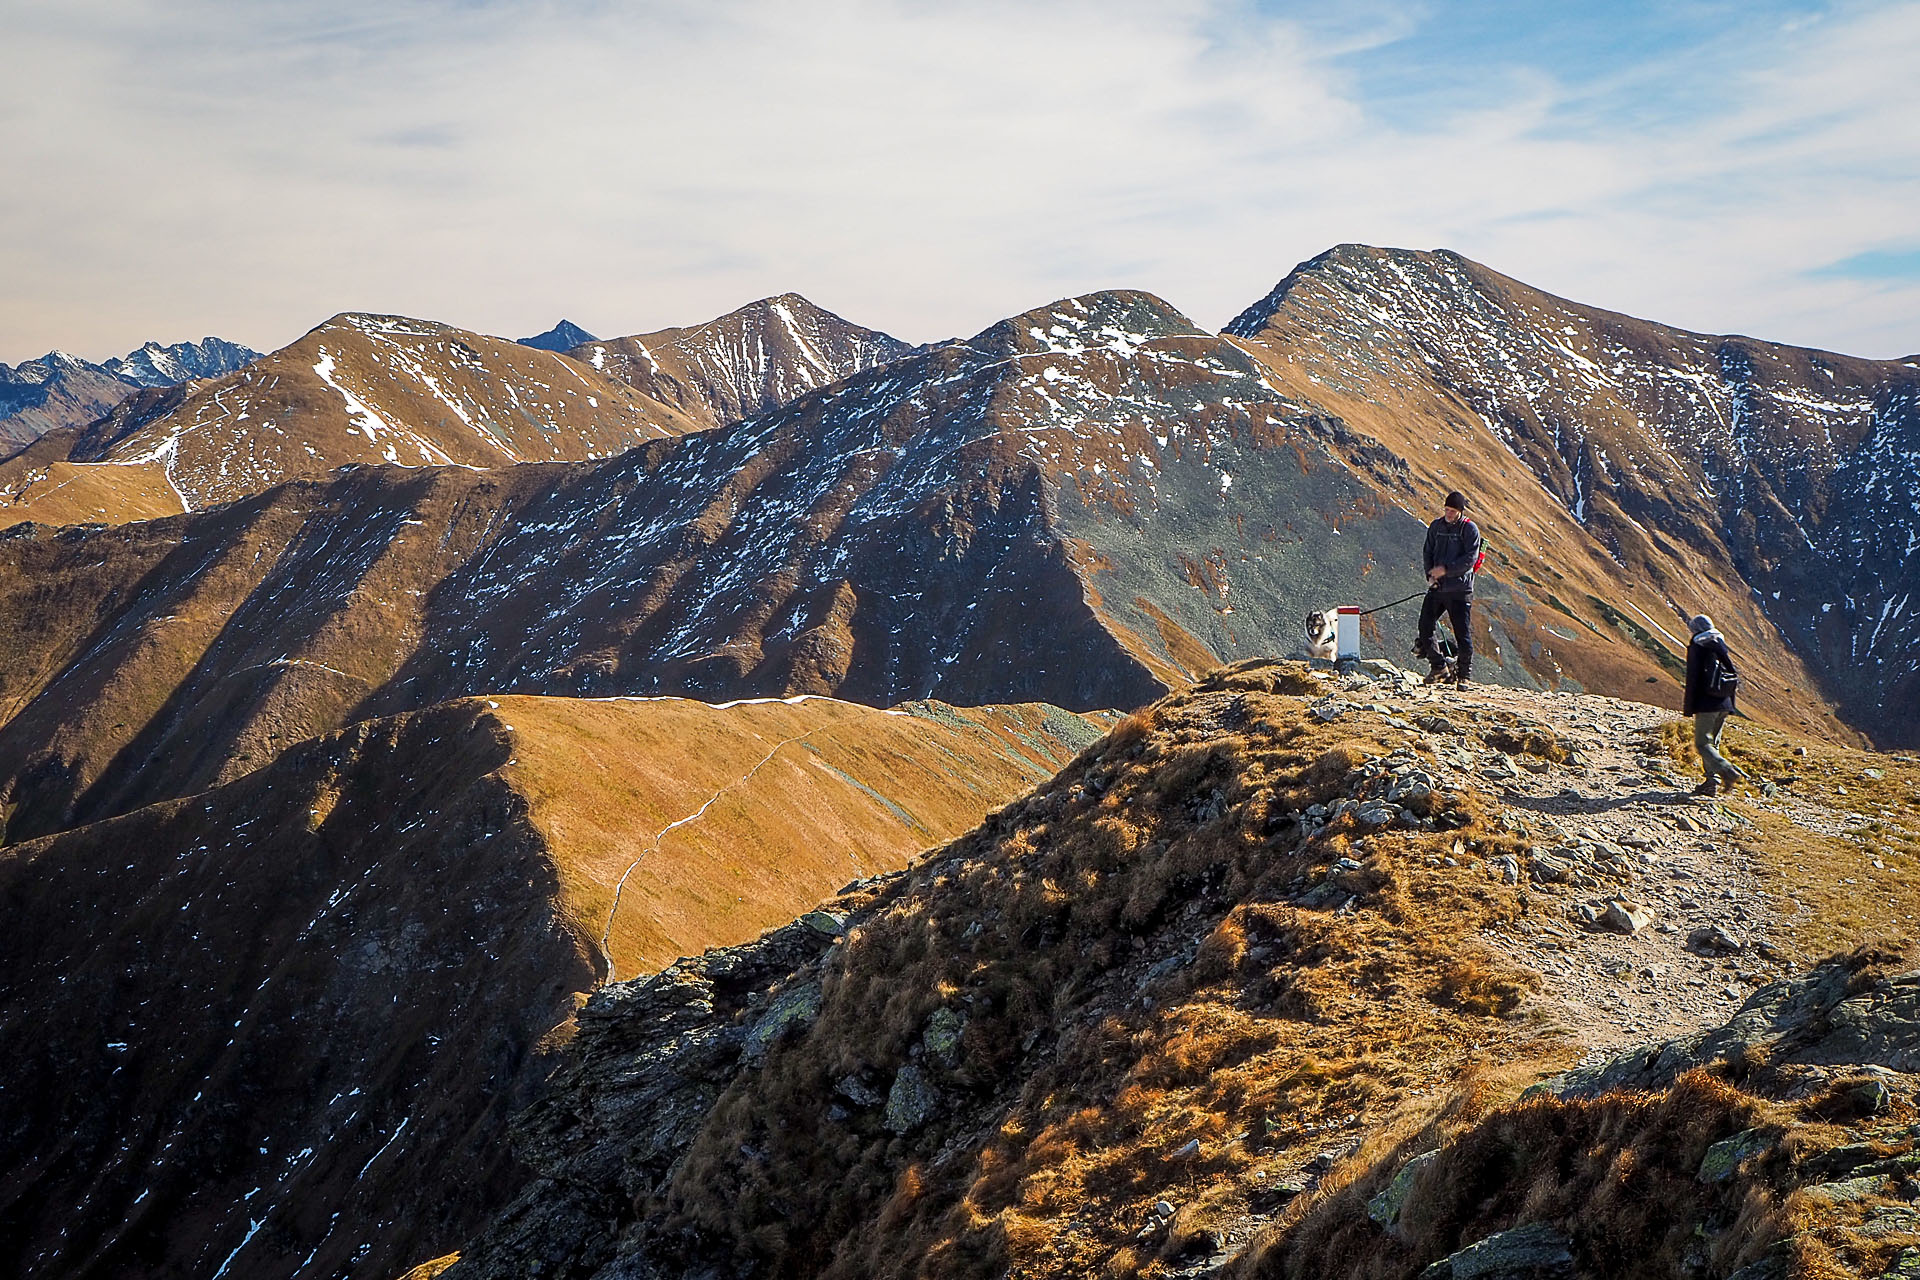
1707 653 1740 698
1466 518 1487 574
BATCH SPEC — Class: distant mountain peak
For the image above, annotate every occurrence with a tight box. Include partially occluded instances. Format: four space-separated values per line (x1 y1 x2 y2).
976 289 1201 358
103 336 259 388
0 336 258 447
572 295 918 431
518 320 598 352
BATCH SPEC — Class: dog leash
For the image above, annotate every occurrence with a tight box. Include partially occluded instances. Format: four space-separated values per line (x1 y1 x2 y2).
1357 587 1430 617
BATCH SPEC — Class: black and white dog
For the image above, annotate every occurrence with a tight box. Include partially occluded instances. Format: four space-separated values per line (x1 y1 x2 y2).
1304 609 1338 661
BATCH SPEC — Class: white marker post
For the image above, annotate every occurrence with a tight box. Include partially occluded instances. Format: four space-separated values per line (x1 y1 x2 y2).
1335 606 1361 661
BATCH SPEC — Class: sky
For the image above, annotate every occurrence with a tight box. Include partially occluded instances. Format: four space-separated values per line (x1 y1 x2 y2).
3 0 1917 365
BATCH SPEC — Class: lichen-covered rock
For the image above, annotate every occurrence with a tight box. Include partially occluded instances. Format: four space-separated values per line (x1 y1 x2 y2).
922 1006 966 1067
742 980 822 1064
884 1063 940 1134
1366 1149 1436 1235
1698 1128 1772 1182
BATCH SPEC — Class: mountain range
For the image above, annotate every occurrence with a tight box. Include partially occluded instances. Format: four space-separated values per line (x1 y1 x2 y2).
1 246 1916 1280
0 337 258 446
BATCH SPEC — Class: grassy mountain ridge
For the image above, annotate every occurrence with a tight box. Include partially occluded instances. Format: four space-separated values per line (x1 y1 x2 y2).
432 661 1920 1280
0 691 1109 1280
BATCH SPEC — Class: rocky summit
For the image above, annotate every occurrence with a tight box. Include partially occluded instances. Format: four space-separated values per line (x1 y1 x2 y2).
2 249 1917 1280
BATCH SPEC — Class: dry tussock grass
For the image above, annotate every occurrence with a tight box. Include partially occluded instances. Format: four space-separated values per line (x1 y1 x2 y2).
1657 715 1920 962
1237 943 1920 1280
1239 1071 1777 1279
640 661 1554 1278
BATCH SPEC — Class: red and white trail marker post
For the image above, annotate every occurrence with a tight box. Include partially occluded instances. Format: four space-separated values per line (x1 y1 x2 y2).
1336 606 1362 661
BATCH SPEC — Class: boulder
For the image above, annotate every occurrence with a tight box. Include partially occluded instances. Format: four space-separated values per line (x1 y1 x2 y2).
1698 1128 1771 1182
1529 853 1571 885
1599 899 1653 934
1688 925 1745 955
922 1007 966 1067
1419 1221 1574 1278
1356 802 1400 827
883 1063 939 1134
743 981 824 1064
801 910 848 937
834 1074 884 1108
1366 1149 1437 1236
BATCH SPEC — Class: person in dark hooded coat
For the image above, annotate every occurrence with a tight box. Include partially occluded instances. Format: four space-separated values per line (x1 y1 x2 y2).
1683 613 1747 796
1416 489 1481 685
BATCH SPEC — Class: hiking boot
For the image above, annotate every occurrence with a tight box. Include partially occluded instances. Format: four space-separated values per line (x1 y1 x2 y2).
1691 779 1717 798
1423 664 1450 686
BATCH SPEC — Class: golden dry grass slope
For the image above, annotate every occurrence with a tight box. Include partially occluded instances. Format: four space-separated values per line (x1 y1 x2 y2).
499 693 1118 978
436 662 1920 1280
0 425 183 530
0 690 1110 1280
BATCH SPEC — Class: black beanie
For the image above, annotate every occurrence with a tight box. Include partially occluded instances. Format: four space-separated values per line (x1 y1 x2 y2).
1444 490 1468 511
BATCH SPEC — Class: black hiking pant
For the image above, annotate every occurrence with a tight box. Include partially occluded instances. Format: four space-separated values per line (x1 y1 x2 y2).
1417 586 1473 677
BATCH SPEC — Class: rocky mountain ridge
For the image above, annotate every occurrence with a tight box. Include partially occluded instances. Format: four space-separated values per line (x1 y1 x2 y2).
0 286 1490 848
0 337 258 447
570 292 920 432
1228 244 1920 747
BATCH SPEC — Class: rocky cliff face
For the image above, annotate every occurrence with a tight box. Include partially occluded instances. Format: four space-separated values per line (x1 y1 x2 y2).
570 293 918 432
0 692 1108 1280
1228 245 1920 746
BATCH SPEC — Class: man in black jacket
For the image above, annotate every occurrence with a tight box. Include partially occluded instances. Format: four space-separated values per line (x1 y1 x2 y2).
1683 614 1747 796
1416 490 1481 685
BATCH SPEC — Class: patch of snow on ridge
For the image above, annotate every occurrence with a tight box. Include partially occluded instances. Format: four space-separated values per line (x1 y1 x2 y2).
771 300 834 381
312 351 394 443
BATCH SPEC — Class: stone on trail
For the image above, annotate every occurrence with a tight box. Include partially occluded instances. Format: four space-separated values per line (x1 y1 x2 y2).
1688 925 1745 955
1599 899 1653 934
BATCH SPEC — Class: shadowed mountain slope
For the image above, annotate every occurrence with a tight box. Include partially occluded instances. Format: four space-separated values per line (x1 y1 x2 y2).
0 692 1107 1280
1227 245 1920 746
571 293 919 431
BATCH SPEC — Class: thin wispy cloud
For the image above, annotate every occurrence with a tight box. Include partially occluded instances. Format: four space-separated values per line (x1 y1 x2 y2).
2 0 1915 362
